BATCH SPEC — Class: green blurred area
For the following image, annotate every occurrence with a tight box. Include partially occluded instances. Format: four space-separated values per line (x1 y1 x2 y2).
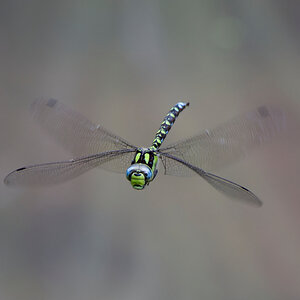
1 1 300 299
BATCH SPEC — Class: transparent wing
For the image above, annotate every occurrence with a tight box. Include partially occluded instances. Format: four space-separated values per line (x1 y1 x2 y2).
31 98 137 157
4 149 136 187
160 105 286 175
201 172 262 206
159 154 195 176
160 153 262 206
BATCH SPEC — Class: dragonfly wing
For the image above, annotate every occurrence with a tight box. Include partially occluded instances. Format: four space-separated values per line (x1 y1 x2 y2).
98 151 136 173
31 99 136 157
160 153 262 206
201 172 262 206
4 149 136 187
160 154 195 176
160 105 286 173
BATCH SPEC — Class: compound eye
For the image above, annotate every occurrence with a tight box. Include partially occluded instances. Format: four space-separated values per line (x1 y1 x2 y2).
126 164 153 182
144 168 152 180
126 166 134 180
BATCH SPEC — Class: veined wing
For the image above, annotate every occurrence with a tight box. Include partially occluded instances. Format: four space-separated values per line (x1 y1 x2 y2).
160 153 262 206
159 105 286 175
4 149 136 187
31 99 136 156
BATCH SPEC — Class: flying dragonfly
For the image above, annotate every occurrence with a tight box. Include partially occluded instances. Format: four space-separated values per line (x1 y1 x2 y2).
4 99 285 206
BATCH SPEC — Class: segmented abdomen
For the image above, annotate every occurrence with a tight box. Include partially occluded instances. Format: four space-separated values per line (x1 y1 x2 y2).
151 102 189 150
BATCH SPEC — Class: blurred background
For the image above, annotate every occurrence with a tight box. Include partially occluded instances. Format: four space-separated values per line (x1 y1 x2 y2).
1 0 300 299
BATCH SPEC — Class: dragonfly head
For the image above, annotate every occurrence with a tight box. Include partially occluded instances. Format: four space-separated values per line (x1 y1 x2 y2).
126 164 153 190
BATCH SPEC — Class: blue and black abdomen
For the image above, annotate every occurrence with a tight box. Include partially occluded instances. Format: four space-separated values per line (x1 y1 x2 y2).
151 102 189 150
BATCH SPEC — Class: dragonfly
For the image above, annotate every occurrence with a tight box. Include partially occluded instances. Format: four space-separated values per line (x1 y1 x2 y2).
4 99 285 206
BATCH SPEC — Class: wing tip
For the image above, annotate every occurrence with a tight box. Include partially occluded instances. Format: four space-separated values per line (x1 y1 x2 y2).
3 173 13 186
4 166 29 187
240 185 263 207
251 196 263 207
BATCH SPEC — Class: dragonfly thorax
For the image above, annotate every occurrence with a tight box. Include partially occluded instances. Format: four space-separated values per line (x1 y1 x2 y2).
126 148 159 190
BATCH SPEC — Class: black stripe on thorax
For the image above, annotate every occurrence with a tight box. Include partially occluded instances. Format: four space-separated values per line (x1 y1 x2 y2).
132 149 156 168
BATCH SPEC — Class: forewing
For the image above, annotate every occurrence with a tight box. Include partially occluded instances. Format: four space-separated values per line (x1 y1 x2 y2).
160 105 286 174
4 150 135 187
160 153 262 206
31 99 136 157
